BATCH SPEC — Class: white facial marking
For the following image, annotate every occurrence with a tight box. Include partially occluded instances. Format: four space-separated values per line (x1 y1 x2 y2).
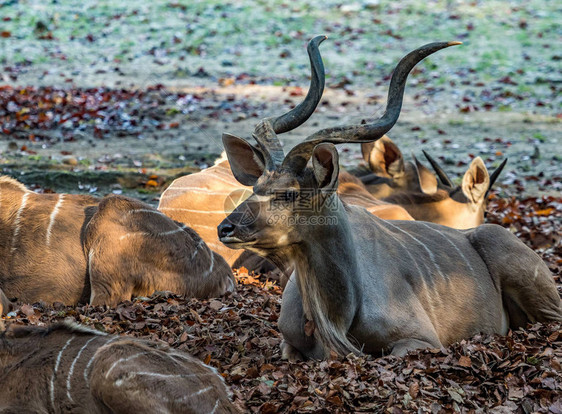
46 194 65 246
66 336 97 402
50 336 75 410
11 192 29 253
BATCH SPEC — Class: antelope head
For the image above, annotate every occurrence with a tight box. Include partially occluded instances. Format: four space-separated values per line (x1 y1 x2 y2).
359 135 440 197
419 150 508 227
218 37 461 269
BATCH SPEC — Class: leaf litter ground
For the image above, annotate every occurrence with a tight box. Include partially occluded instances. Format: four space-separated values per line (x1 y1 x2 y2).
3 194 561 413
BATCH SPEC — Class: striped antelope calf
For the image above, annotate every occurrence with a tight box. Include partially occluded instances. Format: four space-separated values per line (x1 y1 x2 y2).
158 36 413 276
0 322 238 413
217 38 562 360
346 135 508 229
0 176 234 307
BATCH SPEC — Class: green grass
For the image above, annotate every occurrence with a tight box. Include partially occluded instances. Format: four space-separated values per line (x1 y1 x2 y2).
0 0 560 113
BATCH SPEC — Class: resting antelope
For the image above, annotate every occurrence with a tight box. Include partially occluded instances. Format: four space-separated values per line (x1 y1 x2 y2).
0 176 234 306
0 322 238 413
217 37 562 359
159 159 413 270
345 135 508 229
158 38 412 276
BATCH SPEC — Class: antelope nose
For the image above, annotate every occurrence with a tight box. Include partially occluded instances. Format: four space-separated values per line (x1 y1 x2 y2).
218 222 236 238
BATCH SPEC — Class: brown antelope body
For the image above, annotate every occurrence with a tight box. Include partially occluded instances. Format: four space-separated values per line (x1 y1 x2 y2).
0 176 234 307
158 159 273 270
0 322 237 413
217 37 562 359
353 136 507 229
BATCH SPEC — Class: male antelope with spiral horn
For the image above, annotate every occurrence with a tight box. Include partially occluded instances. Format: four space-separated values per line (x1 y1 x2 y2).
217 36 561 360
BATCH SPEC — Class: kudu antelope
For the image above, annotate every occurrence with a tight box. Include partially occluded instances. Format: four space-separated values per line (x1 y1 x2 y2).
346 135 508 228
0 322 237 413
0 176 234 307
217 37 562 360
158 37 412 278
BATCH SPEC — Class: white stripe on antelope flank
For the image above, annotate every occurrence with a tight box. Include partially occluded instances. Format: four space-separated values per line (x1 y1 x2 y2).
66 336 97 403
131 372 218 380
158 386 214 403
50 336 75 411
385 221 447 279
124 209 166 217
159 207 227 214
84 336 120 385
46 194 65 246
119 232 150 240
201 244 215 277
420 223 475 274
190 238 205 260
209 399 220 414
88 249 95 276
118 226 188 240
377 222 427 279
163 186 232 195
11 192 29 253
105 352 149 379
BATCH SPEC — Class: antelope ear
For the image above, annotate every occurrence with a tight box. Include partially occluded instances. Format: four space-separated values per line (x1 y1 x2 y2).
462 157 490 204
362 135 404 178
412 154 438 194
312 143 339 190
222 133 265 186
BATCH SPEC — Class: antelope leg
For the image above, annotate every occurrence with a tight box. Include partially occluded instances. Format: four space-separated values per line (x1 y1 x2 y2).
390 338 441 357
278 275 327 360
467 224 562 325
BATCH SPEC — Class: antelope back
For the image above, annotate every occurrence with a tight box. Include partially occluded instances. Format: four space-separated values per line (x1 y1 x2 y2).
0 322 237 413
382 157 492 229
84 195 235 306
0 176 98 304
159 160 250 266
337 171 414 221
358 136 431 197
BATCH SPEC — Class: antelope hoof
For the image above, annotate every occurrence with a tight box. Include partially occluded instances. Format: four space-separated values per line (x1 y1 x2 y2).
280 340 304 362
